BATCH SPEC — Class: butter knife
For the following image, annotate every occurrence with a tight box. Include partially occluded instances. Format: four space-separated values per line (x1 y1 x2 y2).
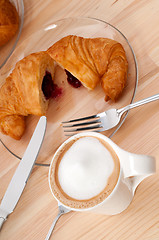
0 116 47 229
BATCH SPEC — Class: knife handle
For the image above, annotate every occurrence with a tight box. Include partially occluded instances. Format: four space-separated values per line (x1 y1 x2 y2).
0 217 5 230
0 208 8 230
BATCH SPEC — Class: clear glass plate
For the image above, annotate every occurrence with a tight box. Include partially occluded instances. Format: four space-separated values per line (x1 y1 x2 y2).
0 0 24 69
0 17 138 166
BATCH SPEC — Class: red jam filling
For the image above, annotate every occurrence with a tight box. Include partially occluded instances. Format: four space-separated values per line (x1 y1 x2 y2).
42 71 62 99
65 70 82 88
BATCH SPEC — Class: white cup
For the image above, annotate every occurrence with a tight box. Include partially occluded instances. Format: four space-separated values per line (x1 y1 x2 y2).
49 132 156 215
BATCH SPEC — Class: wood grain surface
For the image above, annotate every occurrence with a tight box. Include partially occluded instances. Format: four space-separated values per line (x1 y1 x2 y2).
0 0 159 240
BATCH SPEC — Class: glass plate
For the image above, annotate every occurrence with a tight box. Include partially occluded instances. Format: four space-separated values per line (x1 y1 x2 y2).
0 17 138 166
0 0 24 69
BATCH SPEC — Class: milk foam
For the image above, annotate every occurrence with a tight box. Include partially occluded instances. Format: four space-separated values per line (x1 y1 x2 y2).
58 137 115 200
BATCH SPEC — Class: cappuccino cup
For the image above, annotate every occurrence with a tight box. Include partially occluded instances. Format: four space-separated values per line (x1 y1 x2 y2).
49 132 156 215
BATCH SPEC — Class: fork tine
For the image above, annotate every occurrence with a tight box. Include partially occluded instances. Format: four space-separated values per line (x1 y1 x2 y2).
64 124 103 133
65 128 103 136
62 114 99 124
63 119 101 128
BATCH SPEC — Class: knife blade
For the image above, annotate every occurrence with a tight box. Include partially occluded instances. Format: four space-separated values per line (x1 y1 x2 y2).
0 116 47 229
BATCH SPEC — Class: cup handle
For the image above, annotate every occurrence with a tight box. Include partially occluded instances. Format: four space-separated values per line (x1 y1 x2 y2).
121 152 156 194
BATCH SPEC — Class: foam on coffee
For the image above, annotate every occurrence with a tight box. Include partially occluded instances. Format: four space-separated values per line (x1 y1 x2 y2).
50 136 120 209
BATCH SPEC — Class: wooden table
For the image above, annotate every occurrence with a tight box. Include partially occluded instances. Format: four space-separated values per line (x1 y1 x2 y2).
0 0 159 239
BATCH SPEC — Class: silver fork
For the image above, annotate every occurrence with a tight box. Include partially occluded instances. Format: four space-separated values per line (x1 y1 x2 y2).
45 204 71 240
62 93 159 136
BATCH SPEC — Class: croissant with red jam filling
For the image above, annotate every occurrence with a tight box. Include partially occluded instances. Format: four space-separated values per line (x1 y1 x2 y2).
0 51 55 139
47 35 128 101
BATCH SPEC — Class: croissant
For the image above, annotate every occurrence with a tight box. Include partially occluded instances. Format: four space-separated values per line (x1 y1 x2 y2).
47 35 128 101
0 51 55 139
0 0 19 47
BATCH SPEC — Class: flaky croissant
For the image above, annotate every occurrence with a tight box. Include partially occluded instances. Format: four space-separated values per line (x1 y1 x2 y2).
0 0 19 47
47 35 128 101
0 51 55 139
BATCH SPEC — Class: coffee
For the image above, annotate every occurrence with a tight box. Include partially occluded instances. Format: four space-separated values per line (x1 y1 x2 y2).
50 136 120 209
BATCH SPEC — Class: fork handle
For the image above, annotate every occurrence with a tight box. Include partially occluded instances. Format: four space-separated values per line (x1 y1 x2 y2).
45 212 64 240
117 93 159 115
